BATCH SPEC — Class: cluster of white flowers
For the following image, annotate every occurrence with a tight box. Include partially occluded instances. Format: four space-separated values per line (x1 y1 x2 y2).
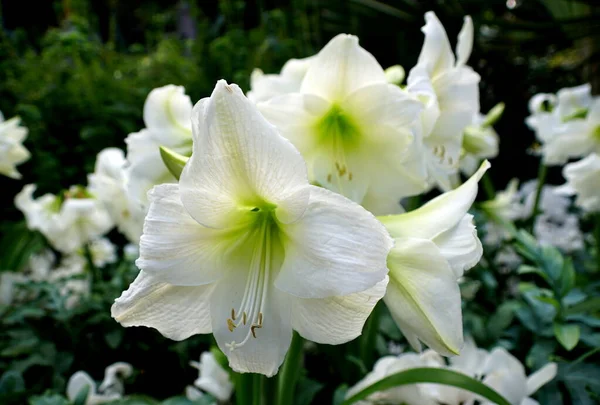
0 111 30 179
110 10 496 377
347 339 557 405
526 83 600 215
66 362 133 405
186 352 233 403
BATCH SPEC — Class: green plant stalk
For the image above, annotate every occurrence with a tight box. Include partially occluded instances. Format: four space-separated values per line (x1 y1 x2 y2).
482 172 496 200
276 332 304 405
530 162 548 229
359 302 381 368
595 213 600 272
235 372 254 405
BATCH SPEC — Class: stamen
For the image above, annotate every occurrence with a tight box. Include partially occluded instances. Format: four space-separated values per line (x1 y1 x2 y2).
227 319 236 332
243 312 247 325
231 308 236 321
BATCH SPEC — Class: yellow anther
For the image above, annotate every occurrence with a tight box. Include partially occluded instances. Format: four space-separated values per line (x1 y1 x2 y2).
227 319 236 332
231 308 236 321
243 312 247 325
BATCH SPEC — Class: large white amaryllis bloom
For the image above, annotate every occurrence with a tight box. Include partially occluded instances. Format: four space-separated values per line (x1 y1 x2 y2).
526 84 599 165
378 161 489 356
257 34 424 215
0 111 30 179
88 148 144 243
125 85 193 213
112 81 392 376
407 12 480 192
247 57 314 104
557 153 600 213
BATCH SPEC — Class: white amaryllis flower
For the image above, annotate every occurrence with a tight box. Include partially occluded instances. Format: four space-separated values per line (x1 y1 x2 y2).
15 185 113 253
346 352 439 405
0 112 30 179
88 148 144 243
125 85 193 214
526 84 599 165
460 104 503 176
66 362 132 405
88 238 117 268
378 161 489 356
248 57 314 104
189 352 233 402
258 34 425 215
112 81 392 376
407 12 480 192
557 153 600 213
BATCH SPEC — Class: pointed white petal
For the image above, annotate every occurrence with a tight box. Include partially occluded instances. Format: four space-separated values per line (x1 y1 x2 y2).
433 214 483 278
111 271 213 340
66 371 96 401
415 12 455 77
384 237 463 356
301 34 386 101
180 81 310 229
456 16 474 66
137 184 232 286
143 85 193 144
276 186 392 299
291 277 388 344
526 363 557 395
556 83 592 119
379 160 490 240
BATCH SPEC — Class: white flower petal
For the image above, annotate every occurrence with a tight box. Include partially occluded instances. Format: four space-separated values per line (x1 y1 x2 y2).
180 81 310 229
143 85 193 144
111 271 214 340
276 186 392 299
300 34 386 101
385 237 463 355
66 371 96 402
556 83 592 119
433 214 483 278
380 160 489 240
456 16 473 66
526 363 557 395
415 12 455 77
137 184 232 286
291 277 388 344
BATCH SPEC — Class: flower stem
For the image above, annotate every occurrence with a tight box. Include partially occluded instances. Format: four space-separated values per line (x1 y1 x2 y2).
530 162 547 229
276 332 304 405
595 214 600 271
481 172 496 200
360 302 381 369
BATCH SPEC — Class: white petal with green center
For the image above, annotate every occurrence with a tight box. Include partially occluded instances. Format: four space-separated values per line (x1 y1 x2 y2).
385 237 463 356
291 277 388 345
180 81 310 229
111 271 214 340
276 186 392 298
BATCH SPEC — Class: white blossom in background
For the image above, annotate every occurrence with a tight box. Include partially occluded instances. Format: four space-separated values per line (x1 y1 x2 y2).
188 352 233 402
0 111 30 179
258 34 425 215
407 12 480 192
460 106 502 176
26 248 56 282
247 57 314 103
112 81 392 376
0 249 55 306
0 272 28 306
88 238 117 268
50 254 89 310
345 352 441 405
526 84 600 165
15 184 113 254
480 179 525 245
66 362 132 405
124 243 139 261
88 148 144 243
557 153 600 213
125 85 193 215
378 162 488 356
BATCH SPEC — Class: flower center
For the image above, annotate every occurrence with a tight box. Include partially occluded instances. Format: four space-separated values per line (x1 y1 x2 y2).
315 104 361 187
225 208 279 351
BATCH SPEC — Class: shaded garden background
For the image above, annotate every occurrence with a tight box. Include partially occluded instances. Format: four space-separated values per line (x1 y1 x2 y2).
0 0 599 402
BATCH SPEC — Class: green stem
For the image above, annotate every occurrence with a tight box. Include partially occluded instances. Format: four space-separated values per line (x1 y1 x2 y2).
235 372 253 405
276 332 304 405
252 374 262 405
359 302 381 369
595 214 600 271
530 162 547 229
481 172 496 200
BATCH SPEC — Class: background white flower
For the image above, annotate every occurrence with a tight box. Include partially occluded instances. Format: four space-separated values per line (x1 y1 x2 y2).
557 153 600 213
0 111 30 179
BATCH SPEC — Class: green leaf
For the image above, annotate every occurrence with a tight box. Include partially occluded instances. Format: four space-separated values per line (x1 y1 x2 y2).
332 384 349 405
0 371 25 395
294 378 324 405
339 368 511 405
28 394 70 405
565 297 600 316
73 385 90 405
554 323 581 351
160 146 189 180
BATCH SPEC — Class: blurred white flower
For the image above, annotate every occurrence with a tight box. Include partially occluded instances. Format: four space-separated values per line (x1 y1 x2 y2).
88 148 144 243
112 81 391 376
50 254 89 310
460 106 502 176
258 34 425 215
407 12 480 192
66 362 132 405
125 85 193 215
480 179 525 246
88 238 117 268
0 272 28 306
26 248 56 282
557 153 600 213
189 352 233 402
346 352 439 405
124 243 139 261
378 162 488 356
526 84 600 165
0 112 30 179
248 57 314 103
